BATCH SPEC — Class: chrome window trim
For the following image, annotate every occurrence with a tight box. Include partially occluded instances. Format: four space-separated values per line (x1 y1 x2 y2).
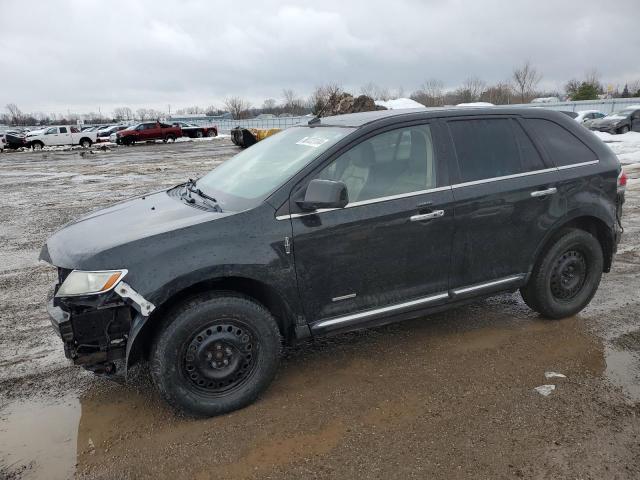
276 161 601 220
276 186 451 220
451 167 558 189
557 160 599 170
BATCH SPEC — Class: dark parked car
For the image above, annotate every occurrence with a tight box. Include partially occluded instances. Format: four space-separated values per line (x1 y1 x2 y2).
589 106 640 134
3 131 28 149
115 121 182 145
172 121 218 138
41 108 624 417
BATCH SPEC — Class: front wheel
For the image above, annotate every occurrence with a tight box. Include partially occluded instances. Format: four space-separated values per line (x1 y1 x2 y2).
521 228 603 319
619 126 630 134
32 141 44 151
150 293 281 417
164 134 176 143
207 129 217 137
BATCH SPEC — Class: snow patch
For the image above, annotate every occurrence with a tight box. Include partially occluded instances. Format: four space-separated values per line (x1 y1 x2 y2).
593 131 640 166
374 98 426 110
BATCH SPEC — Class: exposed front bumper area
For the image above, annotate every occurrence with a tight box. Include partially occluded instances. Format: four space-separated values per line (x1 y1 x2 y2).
46 276 155 371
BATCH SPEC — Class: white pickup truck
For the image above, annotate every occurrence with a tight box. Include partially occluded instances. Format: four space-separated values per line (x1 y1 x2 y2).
26 126 97 149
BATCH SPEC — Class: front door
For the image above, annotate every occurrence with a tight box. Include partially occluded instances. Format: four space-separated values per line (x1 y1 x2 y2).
290 122 455 325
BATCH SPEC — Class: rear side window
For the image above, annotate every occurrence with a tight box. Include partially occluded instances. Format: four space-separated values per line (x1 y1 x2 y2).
524 119 597 167
448 118 545 183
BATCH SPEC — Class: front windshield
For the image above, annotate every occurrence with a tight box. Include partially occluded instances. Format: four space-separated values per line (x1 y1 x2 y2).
197 126 354 211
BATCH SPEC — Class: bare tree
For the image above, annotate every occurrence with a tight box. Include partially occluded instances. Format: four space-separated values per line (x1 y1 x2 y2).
113 107 133 122
481 82 513 105
512 61 542 103
5 103 24 125
411 79 445 107
282 89 304 114
310 83 343 116
262 98 277 112
224 97 252 119
136 108 149 121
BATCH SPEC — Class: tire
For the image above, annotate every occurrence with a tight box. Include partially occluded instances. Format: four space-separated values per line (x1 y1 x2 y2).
521 228 603 319
32 141 44 150
207 129 217 137
80 138 92 148
619 126 629 134
150 292 281 417
164 134 176 143
122 136 134 146
196 130 203 138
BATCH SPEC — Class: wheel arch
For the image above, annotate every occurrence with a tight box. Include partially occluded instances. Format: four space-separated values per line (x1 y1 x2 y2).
125 275 296 370
79 136 92 146
530 213 615 279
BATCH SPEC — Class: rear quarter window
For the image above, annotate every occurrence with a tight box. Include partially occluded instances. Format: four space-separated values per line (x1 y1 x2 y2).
524 118 597 167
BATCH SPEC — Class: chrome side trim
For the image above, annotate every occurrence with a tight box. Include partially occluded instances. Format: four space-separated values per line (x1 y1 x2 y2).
313 292 450 330
450 167 557 189
275 186 451 220
452 275 525 295
332 293 357 302
557 160 599 170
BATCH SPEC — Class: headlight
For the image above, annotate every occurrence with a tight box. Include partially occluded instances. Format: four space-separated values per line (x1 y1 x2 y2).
56 270 127 297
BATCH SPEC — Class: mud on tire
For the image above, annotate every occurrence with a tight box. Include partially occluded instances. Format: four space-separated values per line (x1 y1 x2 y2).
150 292 281 417
520 228 603 319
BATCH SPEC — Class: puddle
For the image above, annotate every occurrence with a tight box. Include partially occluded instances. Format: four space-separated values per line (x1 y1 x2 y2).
0 395 80 479
604 344 640 402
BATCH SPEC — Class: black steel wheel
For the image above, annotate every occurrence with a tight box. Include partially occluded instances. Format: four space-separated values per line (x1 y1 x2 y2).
150 293 281 417
521 228 603 319
182 321 257 395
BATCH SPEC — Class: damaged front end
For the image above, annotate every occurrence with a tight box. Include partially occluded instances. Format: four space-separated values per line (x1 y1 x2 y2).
47 266 155 375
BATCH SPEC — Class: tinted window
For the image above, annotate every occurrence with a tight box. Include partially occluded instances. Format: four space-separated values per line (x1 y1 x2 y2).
59 127 67 133
317 124 437 203
525 119 597 166
449 118 545 182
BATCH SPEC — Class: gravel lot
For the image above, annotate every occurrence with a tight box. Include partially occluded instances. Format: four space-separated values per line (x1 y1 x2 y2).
1 139 639 479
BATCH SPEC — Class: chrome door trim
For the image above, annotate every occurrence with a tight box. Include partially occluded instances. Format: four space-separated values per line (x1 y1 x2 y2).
452 274 525 295
313 292 450 330
332 293 357 302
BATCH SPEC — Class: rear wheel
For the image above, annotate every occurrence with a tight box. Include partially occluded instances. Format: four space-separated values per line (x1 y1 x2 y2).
521 228 603 319
80 138 92 148
207 129 217 137
196 130 203 138
150 293 281 417
164 134 176 143
619 126 630 134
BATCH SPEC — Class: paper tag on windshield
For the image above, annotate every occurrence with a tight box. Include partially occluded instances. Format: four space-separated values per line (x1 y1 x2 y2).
296 136 329 148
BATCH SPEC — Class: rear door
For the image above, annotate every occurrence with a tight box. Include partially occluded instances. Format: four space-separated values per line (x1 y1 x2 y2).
290 122 455 325
56 127 71 145
445 116 559 291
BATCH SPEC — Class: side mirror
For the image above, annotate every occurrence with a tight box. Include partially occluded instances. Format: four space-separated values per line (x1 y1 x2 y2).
297 179 349 211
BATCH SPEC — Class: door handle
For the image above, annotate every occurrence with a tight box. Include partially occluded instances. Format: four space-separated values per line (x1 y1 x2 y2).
410 210 444 222
530 187 557 198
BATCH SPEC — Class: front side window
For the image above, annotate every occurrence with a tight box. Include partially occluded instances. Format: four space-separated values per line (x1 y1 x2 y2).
524 118 597 166
45 127 57 134
316 124 437 203
448 118 545 182
197 126 354 211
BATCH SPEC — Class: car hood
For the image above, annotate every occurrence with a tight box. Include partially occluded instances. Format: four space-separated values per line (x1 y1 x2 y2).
40 190 234 269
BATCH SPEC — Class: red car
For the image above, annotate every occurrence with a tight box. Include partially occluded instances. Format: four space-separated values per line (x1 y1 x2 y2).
172 121 218 138
116 122 182 145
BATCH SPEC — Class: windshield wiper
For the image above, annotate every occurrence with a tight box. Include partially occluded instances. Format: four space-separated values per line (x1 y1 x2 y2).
182 179 222 212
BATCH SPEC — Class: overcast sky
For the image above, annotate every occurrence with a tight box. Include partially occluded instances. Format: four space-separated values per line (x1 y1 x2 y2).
1 0 639 115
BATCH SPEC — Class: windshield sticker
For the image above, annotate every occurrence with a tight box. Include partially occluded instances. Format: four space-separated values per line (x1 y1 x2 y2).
296 136 330 148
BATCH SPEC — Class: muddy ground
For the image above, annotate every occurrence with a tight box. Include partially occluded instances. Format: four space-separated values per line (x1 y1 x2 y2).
1 140 639 479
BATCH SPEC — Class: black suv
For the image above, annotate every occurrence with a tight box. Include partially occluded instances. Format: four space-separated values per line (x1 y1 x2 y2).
41 108 624 417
